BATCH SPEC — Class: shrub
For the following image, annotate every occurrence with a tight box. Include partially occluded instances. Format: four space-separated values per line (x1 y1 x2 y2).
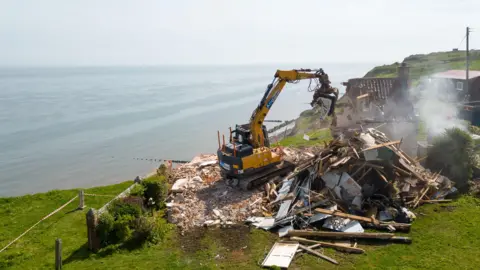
129 184 145 197
469 125 480 136
157 164 168 177
142 178 168 209
131 216 157 245
96 212 115 247
112 215 134 243
130 216 173 246
426 128 475 191
108 198 143 220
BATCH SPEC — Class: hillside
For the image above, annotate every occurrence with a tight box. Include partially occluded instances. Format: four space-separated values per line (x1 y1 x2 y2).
364 50 480 81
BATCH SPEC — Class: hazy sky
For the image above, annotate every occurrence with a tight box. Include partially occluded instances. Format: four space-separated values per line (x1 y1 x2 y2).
1 0 478 66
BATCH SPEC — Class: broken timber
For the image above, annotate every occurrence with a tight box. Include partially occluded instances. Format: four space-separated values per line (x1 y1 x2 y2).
298 244 339 265
288 230 412 243
291 237 365 254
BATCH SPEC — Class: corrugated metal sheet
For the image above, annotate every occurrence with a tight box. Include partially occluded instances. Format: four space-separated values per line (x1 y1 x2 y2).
432 70 480 80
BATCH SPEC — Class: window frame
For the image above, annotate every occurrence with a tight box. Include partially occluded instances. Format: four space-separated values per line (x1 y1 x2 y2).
456 81 464 91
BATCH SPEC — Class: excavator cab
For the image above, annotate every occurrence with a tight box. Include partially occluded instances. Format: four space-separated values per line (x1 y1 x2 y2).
217 124 271 180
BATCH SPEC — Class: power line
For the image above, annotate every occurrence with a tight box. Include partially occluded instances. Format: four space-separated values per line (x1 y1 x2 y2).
457 34 467 49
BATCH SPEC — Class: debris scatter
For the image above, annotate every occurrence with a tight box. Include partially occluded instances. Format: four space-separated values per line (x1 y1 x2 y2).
167 128 455 265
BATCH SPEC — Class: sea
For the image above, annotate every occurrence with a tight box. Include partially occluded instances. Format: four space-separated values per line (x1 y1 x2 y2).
0 63 377 197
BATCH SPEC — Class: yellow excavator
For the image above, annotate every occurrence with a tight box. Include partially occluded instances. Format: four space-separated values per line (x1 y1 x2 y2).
216 68 337 190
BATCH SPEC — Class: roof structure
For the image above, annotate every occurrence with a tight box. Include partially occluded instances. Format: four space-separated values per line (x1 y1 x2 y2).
343 77 399 101
432 70 480 80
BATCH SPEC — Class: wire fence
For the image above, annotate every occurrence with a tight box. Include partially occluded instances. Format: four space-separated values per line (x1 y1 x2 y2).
0 191 120 253
0 195 78 253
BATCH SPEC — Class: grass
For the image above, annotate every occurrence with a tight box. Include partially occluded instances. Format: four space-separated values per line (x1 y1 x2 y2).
2 178 480 269
364 50 480 82
277 128 332 147
0 181 134 269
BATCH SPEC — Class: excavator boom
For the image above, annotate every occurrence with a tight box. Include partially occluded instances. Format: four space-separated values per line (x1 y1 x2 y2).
249 69 332 148
216 68 336 190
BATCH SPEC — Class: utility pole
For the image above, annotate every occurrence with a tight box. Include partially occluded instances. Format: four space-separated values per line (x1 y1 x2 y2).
466 26 470 94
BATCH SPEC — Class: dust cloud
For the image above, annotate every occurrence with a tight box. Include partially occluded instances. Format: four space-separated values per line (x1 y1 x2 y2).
412 77 468 138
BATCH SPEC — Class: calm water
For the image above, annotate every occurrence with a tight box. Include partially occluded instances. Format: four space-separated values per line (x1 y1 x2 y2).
0 64 375 196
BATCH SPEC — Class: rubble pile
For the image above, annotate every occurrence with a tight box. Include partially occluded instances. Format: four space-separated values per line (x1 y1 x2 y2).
166 149 315 231
165 128 456 266
250 128 457 267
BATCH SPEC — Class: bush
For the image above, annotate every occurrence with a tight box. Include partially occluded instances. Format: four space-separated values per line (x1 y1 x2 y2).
426 128 475 190
112 215 133 243
469 125 480 136
157 164 168 177
131 216 157 244
130 216 172 246
96 212 115 247
142 178 168 210
108 198 143 220
129 184 145 197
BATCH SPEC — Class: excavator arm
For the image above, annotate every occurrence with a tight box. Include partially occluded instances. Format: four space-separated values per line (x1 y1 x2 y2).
249 69 334 148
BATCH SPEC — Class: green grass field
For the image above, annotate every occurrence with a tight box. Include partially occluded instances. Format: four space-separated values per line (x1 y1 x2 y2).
364 50 480 81
1 177 479 269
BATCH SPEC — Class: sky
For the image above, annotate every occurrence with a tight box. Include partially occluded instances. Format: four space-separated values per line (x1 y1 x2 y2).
0 0 479 66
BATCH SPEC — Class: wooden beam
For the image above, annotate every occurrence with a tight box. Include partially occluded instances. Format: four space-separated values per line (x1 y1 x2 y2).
356 167 372 185
295 243 321 254
413 186 430 208
392 165 412 176
298 244 339 265
361 140 401 152
291 237 365 254
288 230 395 240
420 199 453 204
374 169 389 183
363 222 411 232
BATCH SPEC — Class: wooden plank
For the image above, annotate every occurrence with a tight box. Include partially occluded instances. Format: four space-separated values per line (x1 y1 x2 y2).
392 165 412 176
291 237 365 254
331 156 351 167
350 144 360 159
314 208 379 225
350 163 366 178
361 140 401 152
413 186 430 208
292 201 328 215
295 243 321 254
288 230 395 240
298 244 339 265
399 158 426 182
374 169 389 183
356 167 372 184
420 199 452 204
363 222 411 232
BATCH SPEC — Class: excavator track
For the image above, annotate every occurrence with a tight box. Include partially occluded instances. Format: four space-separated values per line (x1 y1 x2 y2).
223 162 296 191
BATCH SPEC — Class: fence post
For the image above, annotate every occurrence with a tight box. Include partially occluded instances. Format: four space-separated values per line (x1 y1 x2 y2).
78 190 85 210
55 238 62 270
86 208 100 252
